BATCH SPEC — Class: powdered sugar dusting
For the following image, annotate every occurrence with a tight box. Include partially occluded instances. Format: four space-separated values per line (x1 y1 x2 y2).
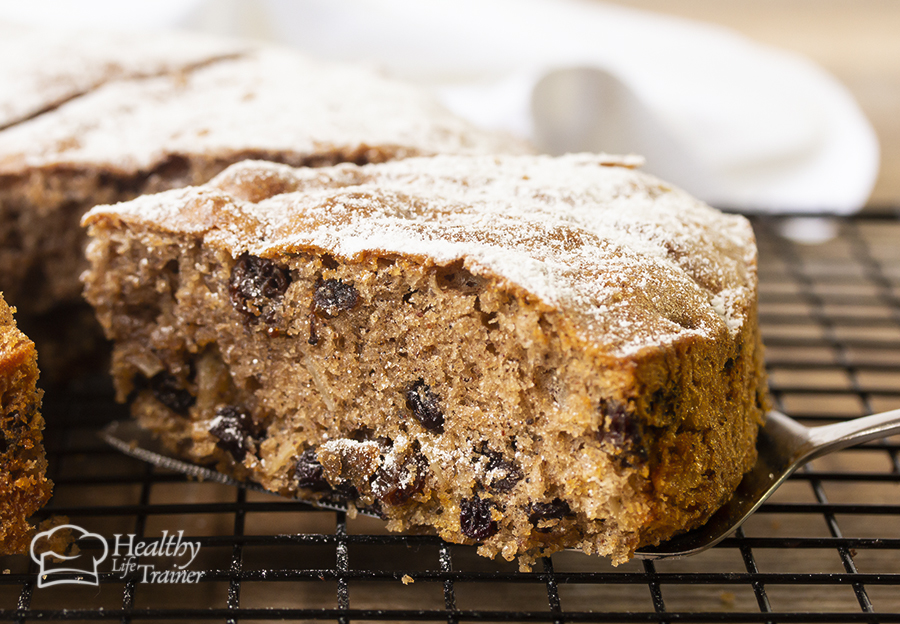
0 23 247 130
1 42 527 173
85 154 758 356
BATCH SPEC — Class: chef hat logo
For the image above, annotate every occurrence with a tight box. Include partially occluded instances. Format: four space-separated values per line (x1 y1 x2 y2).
30 524 108 588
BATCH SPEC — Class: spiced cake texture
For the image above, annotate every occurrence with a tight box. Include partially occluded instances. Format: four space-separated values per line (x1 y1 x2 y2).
0 292 51 555
82 154 767 567
0 25 528 317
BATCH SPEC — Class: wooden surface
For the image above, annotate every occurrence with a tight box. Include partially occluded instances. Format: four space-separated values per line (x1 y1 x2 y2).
606 0 900 207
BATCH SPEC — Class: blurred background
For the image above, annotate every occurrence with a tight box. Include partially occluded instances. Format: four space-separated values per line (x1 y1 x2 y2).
607 0 900 210
2 0 898 213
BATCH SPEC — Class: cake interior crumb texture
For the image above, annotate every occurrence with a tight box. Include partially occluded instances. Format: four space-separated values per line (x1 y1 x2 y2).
0 292 51 555
82 154 767 568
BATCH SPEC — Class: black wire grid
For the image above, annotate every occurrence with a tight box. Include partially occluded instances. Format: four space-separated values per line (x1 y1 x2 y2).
1 213 899 623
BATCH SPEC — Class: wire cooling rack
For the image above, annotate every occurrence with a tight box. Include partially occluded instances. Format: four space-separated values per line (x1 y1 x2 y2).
2 212 899 623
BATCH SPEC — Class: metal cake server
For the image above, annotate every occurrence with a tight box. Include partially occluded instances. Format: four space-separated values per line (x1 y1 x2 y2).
99 419 359 514
100 408 900 559
635 408 900 558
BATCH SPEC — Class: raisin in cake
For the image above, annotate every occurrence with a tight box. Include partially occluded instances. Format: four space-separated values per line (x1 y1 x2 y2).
82 154 767 567
0 25 527 317
0 292 51 555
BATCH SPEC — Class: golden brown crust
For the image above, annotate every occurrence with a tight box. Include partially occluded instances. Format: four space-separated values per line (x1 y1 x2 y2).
0 292 51 555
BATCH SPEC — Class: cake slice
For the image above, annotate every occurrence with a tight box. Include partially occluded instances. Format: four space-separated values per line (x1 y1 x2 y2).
82 154 767 567
0 292 51 555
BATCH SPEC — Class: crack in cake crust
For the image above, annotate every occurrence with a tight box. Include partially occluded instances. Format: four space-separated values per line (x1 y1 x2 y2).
0 50 246 133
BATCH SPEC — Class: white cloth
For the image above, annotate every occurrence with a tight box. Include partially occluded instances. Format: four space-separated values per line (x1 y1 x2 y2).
1 0 880 213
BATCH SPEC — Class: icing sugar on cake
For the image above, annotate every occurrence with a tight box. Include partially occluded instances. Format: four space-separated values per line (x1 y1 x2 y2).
0 23 248 130
98 154 756 357
0 45 525 173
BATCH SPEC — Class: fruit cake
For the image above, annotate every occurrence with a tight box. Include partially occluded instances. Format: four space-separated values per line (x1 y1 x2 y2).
81 154 767 568
0 292 51 555
0 25 527 315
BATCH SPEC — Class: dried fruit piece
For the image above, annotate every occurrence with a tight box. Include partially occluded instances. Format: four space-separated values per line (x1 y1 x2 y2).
373 453 427 506
406 379 444 433
479 448 523 493
209 406 255 462
148 371 194 416
307 313 319 345
598 400 647 464
294 448 332 491
294 446 367 500
331 482 360 501
312 278 359 319
460 496 497 541
229 253 292 322
528 498 572 532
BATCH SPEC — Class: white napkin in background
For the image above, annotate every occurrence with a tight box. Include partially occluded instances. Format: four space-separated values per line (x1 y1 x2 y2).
0 0 880 214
